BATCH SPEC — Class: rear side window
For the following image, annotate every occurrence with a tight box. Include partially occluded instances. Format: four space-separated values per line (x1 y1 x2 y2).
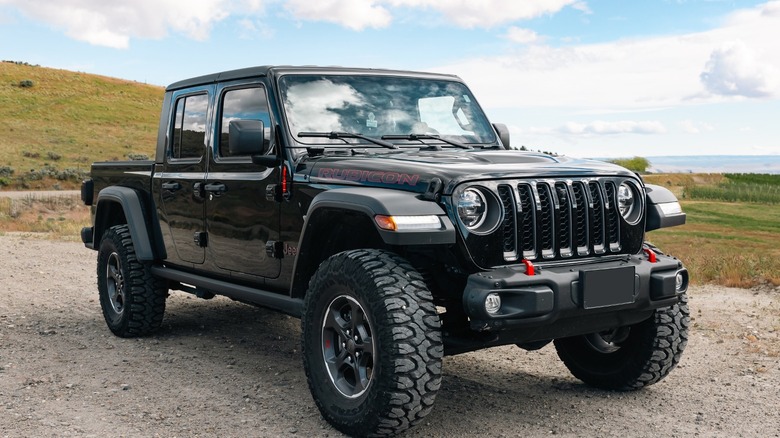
171 93 209 159
218 87 272 157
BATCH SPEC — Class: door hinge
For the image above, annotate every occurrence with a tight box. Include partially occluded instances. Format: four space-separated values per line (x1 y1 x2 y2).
265 240 284 259
194 231 208 247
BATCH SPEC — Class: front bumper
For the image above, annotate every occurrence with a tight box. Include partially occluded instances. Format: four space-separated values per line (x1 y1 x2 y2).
462 252 687 339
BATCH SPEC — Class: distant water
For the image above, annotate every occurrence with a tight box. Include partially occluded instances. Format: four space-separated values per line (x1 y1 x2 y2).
645 155 780 174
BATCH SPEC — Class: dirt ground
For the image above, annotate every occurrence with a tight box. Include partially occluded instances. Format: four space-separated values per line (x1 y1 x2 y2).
1 234 778 437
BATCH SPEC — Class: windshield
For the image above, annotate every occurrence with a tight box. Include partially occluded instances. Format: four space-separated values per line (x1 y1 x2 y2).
278 74 496 150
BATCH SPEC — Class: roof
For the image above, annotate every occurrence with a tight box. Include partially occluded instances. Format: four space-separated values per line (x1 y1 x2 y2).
165 65 461 91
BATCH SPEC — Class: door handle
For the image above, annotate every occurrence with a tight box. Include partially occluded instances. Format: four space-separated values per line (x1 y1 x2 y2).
204 182 227 194
161 182 181 191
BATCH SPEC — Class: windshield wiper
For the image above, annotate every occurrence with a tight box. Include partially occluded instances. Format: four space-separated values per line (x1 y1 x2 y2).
298 131 397 149
382 134 472 149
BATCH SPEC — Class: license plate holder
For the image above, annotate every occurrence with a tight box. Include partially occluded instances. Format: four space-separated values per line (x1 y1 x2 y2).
580 266 636 309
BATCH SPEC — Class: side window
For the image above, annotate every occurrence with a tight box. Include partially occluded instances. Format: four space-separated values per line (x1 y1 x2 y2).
170 93 208 159
219 87 272 157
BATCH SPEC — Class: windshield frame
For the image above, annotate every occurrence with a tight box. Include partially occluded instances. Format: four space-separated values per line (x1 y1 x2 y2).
274 71 498 158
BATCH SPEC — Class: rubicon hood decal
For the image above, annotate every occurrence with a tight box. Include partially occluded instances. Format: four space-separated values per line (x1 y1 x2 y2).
317 167 420 186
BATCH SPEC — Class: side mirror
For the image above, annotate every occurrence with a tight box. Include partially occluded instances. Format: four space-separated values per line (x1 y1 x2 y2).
229 120 269 156
492 123 510 149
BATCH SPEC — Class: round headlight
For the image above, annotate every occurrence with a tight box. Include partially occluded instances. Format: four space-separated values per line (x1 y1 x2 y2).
618 183 635 219
457 188 487 229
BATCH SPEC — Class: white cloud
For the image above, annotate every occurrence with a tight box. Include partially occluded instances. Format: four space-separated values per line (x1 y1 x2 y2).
505 27 540 44
700 41 778 98
434 1 780 109
285 0 391 31
0 0 586 46
557 120 667 136
571 1 592 14
283 0 585 30
679 120 714 134
0 0 260 48
237 18 274 39
387 0 581 28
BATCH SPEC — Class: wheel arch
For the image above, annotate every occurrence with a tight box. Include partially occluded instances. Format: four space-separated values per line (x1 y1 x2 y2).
289 188 456 299
93 186 165 261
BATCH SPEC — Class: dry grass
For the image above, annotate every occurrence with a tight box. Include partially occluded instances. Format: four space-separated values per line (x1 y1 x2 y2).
643 173 726 197
0 194 89 240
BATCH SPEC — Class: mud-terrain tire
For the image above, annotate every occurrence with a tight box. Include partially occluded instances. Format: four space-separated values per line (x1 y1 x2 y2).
97 224 167 337
554 292 689 390
301 249 443 437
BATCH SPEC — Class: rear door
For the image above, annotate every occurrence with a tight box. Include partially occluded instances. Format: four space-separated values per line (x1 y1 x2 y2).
204 81 281 278
157 87 212 265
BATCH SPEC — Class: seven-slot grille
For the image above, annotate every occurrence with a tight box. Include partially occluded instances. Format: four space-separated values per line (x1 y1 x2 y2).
497 179 625 262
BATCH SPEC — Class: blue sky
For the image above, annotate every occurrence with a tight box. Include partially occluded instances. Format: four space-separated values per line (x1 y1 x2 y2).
1 0 778 158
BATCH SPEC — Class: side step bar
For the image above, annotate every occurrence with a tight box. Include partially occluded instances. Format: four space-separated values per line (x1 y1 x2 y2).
151 266 303 318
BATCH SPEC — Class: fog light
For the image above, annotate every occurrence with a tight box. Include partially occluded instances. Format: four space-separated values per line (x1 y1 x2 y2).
485 293 502 315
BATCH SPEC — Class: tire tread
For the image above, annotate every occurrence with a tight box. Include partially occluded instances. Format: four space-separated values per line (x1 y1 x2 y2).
555 292 689 391
302 249 443 437
97 225 167 337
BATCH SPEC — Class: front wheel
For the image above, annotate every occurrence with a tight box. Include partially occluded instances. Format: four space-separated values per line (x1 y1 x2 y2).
554 293 689 390
97 224 167 337
302 249 443 437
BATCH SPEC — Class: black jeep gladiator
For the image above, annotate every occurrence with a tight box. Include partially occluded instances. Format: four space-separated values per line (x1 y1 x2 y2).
81 66 689 437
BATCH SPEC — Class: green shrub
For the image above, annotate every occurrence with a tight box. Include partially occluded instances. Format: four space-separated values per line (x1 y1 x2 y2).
684 182 780 204
18 79 34 88
608 156 649 172
127 153 149 160
724 173 780 186
47 151 62 161
55 168 88 181
0 166 13 177
22 150 40 158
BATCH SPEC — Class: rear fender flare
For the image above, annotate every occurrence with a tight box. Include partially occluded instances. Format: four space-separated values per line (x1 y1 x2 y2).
94 186 158 261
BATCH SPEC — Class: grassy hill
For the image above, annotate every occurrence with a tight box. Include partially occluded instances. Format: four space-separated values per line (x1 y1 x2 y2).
0 61 163 189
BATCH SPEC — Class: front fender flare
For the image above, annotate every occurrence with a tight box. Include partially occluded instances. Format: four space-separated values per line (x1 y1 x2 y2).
302 187 456 247
645 184 686 231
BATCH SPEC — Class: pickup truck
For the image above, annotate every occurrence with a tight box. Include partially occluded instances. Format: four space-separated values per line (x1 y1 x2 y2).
81 66 689 437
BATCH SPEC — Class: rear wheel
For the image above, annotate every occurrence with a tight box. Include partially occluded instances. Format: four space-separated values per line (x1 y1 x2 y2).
97 224 167 337
302 249 443 437
554 293 689 390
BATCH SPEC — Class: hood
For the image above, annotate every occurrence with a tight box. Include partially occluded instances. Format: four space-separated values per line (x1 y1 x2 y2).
298 149 636 194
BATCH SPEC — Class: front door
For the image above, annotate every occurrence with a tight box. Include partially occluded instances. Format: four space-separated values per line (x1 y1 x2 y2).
158 88 211 265
205 83 281 278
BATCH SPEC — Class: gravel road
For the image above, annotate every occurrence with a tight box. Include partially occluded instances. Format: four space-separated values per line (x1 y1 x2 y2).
1 234 778 437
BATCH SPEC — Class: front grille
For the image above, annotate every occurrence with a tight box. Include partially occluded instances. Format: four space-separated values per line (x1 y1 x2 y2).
489 178 636 263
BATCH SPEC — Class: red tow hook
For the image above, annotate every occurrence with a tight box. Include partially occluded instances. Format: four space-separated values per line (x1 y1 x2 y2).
643 247 657 263
522 259 535 276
